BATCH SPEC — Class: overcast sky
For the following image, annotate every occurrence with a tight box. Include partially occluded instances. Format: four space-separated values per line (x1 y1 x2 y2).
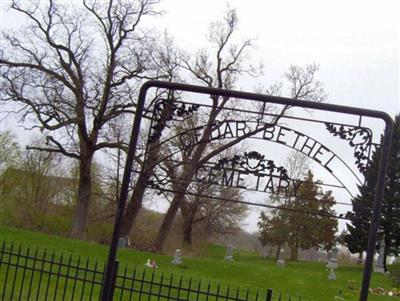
157 0 400 231
157 0 399 116
2 0 398 122
1 0 399 232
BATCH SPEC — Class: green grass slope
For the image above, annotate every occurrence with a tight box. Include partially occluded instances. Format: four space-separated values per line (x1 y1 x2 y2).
0 226 398 300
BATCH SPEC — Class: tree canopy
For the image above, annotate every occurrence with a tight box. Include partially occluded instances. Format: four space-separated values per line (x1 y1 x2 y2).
0 0 165 238
258 170 338 261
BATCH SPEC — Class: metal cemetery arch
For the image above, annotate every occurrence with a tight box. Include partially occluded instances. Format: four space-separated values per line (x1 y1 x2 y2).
101 80 393 301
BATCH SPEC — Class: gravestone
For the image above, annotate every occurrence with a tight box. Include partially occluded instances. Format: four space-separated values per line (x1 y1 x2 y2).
224 245 234 261
357 253 363 265
374 240 385 273
171 249 183 265
263 248 271 259
326 248 338 280
117 236 130 248
328 268 337 280
276 248 285 267
326 248 338 270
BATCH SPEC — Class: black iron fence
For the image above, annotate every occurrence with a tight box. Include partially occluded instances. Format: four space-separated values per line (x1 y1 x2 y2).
0 242 314 301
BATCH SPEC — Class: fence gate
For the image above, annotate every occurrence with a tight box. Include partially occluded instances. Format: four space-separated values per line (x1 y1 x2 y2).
101 80 393 301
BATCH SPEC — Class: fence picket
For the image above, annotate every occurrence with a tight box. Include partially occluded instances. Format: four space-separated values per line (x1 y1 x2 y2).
44 251 56 300
17 246 30 301
9 244 22 300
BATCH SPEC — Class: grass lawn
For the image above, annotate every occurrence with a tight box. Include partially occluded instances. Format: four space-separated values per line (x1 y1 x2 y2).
0 226 398 300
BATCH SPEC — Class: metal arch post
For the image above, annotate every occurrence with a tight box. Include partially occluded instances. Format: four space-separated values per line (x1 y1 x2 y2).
359 118 393 301
100 81 154 300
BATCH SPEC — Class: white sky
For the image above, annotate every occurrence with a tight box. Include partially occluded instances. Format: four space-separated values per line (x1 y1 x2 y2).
1 0 400 232
157 0 399 116
155 0 400 231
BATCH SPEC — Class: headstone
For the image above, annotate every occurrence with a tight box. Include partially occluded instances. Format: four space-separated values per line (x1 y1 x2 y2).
117 236 130 248
357 253 363 265
328 268 337 280
326 248 338 270
224 245 234 261
171 249 183 265
276 248 285 267
374 240 385 273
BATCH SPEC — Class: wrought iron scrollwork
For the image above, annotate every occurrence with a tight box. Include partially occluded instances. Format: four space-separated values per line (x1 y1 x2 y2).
325 123 372 173
214 151 289 180
148 99 200 144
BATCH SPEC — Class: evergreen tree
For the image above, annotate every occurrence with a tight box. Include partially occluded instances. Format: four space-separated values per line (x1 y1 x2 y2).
344 114 400 271
258 170 338 261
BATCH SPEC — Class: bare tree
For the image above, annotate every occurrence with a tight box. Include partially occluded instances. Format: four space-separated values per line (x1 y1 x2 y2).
119 33 182 237
181 184 247 246
0 0 163 238
148 8 325 251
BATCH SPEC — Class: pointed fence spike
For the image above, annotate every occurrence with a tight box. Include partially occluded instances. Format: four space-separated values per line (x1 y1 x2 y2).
186 277 193 301
215 283 221 301
166 272 173 301
266 289 273 301
18 246 31 300
157 272 164 301
145 268 155 301
176 275 183 300
225 285 230 301
195 279 202 301
128 267 137 301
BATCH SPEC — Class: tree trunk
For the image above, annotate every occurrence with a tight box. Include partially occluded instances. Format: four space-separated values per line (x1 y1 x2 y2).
182 216 193 247
290 244 299 261
118 105 168 239
383 240 389 272
119 172 149 237
70 155 93 239
181 203 197 247
357 252 363 264
275 242 282 262
153 191 185 251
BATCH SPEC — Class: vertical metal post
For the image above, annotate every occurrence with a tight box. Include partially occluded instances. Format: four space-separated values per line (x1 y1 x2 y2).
109 260 120 299
100 83 151 301
266 289 273 301
359 118 393 301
